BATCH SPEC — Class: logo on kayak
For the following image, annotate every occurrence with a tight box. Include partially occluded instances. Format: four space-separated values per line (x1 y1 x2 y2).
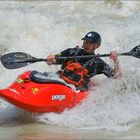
31 88 39 94
8 88 20 95
51 95 66 101
16 78 24 84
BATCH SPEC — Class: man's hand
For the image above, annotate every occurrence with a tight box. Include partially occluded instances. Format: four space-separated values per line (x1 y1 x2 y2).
47 54 56 65
110 51 119 62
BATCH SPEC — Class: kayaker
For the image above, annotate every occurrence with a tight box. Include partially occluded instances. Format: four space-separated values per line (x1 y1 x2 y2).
47 31 121 89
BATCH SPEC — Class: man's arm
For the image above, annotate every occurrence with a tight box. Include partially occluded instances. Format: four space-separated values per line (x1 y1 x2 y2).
110 51 122 79
47 48 80 65
95 52 121 79
47 48 74 65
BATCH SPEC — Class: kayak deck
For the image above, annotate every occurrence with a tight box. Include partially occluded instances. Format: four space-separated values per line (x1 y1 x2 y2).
0 71 89 113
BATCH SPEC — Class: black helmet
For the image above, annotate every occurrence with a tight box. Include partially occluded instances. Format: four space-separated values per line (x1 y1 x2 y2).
82 31 101 44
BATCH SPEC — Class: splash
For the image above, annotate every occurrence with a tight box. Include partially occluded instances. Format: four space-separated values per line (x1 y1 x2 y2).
0 1 140 131
35 72 140 131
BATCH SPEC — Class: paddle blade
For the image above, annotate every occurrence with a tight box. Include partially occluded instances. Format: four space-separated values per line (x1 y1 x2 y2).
1 52 37 69
129 45 140 59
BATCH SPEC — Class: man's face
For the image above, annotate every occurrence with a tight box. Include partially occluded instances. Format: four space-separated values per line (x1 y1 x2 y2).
82 40 99 53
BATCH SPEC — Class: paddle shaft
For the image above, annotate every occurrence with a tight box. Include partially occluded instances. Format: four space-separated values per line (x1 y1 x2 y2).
10 52 136 63
55 52 131 60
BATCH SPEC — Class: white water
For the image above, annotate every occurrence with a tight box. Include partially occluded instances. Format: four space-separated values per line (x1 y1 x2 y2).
0 1 140 132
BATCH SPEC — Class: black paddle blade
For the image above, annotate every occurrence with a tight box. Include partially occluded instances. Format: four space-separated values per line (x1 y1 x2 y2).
129 45 140 59
1 52 37 69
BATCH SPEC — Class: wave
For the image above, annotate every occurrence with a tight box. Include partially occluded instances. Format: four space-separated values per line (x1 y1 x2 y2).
0 1 140 131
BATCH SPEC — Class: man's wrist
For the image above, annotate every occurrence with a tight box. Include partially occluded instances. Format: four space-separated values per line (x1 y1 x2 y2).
113 59 119 64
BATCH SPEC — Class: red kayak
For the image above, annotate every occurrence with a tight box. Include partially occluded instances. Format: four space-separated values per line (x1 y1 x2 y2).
0 70 90 113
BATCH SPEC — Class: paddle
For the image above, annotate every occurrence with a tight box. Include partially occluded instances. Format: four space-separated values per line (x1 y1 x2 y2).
1 45 140 69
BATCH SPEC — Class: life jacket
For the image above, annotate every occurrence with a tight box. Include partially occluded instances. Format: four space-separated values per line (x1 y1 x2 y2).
61 61 88 87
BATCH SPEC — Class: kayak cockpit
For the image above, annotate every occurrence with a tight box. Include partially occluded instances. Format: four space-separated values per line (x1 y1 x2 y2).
29 70 66 85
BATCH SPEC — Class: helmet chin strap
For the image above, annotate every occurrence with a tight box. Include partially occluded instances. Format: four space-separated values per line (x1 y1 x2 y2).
91 44 96 53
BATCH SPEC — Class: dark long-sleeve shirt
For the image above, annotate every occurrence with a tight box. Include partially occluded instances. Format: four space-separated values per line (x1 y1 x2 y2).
55 47 115 78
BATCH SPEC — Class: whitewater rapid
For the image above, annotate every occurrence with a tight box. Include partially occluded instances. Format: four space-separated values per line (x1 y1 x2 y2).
0 1 140 131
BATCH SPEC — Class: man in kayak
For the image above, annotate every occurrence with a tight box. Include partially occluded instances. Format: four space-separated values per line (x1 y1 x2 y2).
47 31 121 89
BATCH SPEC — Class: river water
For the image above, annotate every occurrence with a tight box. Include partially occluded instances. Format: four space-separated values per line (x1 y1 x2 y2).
0 1 140 139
